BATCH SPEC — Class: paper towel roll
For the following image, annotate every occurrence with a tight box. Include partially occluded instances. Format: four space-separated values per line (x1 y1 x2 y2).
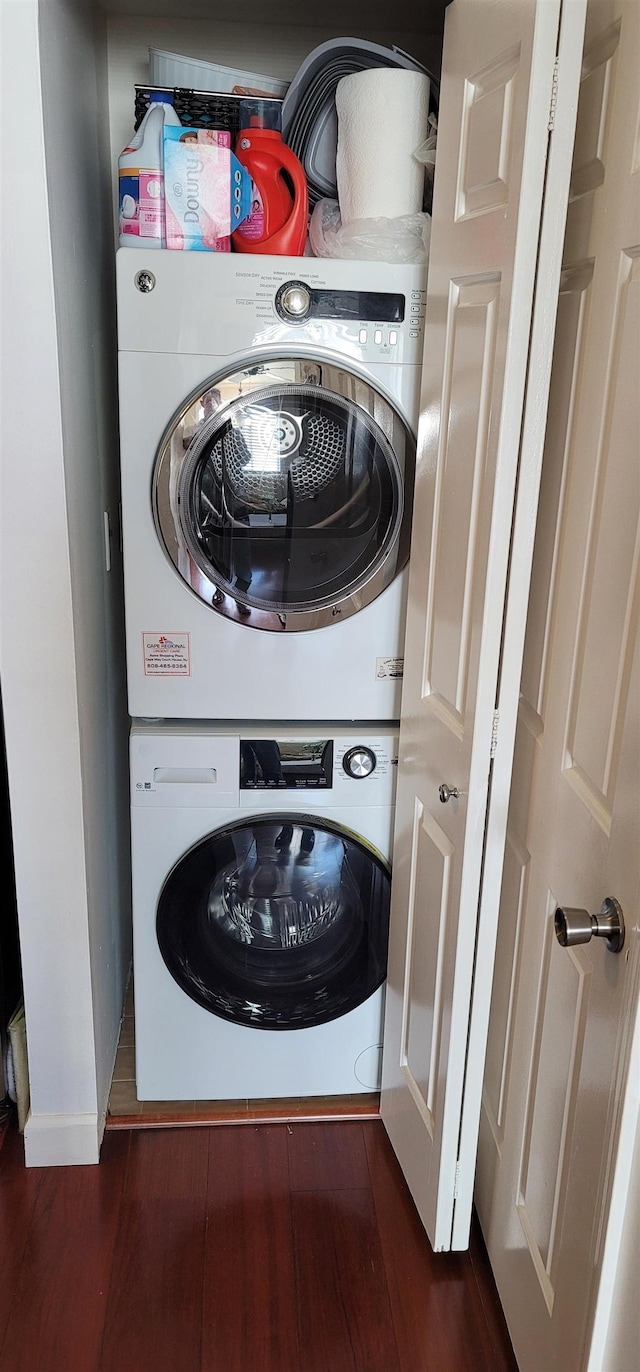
336 68 430 224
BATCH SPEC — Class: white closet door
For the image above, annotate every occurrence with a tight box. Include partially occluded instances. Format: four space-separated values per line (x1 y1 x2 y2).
381 0 585 1252
476 2 640 1366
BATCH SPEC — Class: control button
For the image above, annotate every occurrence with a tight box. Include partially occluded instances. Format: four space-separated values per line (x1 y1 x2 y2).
282 285 310 316
318 778 328 786
278 779 287 787
389 330 398 345
256 779 266 788
275 281 311 322
374 328 383 345
307 779 318 787
358 327 368 344
245 780 255 788
343 746 377 779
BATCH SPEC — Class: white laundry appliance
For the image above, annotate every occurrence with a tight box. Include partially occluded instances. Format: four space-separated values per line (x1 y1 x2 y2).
117 252 426 720
130 721 398 1100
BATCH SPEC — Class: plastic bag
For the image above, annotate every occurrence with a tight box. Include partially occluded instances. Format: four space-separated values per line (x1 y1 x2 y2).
414 113 438 213
309 198 431 264
414 113 438 178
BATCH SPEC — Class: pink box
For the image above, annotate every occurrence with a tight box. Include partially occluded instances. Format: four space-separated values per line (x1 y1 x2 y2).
164 127 246 252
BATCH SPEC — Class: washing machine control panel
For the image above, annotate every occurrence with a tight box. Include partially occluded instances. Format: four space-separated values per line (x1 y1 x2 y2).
239 736 398 791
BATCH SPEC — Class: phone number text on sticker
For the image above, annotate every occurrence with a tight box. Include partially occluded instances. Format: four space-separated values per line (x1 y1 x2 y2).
143 632 191 676
376 656 404 680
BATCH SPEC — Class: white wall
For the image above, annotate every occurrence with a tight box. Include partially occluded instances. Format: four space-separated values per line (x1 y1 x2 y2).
39 0 132 1133
0 0 130 1164
100 0 446 28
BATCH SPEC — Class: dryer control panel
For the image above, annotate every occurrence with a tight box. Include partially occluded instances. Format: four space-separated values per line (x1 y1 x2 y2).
275 280 406 325
272 275 426 353
116 251 426 365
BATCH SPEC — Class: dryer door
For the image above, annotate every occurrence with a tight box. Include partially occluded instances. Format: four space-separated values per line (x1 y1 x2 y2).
156 815 390 1029
153 357 414 631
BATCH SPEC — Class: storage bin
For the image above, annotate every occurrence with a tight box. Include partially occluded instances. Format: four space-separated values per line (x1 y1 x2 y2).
134 86 283 138
149 48 289 99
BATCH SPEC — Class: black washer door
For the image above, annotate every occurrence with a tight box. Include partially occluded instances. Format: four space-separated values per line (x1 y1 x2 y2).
156 815 390 1030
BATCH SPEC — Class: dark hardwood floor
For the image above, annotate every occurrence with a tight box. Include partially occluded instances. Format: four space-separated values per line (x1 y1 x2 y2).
0 1117 517 1372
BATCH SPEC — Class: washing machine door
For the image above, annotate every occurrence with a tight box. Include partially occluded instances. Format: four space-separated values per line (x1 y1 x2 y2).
153 357 414 631
156 815 390 1029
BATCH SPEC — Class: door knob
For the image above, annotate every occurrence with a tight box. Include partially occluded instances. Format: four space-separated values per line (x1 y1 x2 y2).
554 897 625 953
439 783 459 804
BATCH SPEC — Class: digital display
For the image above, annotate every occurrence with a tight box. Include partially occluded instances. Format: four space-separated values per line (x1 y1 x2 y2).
308 289 405 323
240 739 334 789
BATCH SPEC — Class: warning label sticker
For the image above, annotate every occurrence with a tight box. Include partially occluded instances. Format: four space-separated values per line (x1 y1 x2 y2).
376 656 404 680
143 632 191 677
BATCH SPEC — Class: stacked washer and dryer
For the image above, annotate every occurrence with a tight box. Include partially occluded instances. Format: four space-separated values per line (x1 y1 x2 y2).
117 251 426 1101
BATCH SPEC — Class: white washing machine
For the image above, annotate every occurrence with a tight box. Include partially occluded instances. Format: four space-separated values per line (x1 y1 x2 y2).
130 721 398 1100
117 252 426 720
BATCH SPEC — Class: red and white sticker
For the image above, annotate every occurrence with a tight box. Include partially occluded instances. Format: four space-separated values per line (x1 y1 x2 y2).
143 632 191 677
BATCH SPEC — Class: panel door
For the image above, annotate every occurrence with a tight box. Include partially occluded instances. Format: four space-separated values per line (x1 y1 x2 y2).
475 2 640 1366
381 0 585 1251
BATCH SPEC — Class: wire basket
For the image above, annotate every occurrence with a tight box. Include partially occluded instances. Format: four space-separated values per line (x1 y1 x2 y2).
134 85 283 137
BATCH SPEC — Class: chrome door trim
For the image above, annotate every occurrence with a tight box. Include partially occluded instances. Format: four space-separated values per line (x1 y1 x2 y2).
152 355 415 633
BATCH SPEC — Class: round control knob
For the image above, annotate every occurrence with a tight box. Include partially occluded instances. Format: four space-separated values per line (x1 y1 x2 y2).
276 281 311 321
343 746 377 779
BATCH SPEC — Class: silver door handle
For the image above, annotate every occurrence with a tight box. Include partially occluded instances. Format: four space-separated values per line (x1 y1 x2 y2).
554 897 625 953
439 783 459 803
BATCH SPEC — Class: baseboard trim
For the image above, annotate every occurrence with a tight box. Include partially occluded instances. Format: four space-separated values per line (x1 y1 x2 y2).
23 1110 104 1166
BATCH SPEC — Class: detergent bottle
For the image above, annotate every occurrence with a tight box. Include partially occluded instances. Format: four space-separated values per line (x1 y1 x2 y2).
119 92 181 248
232 99 308 256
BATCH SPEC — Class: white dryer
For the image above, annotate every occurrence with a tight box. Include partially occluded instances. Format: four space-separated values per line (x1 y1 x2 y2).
130 721 398 1100
117 252 426 720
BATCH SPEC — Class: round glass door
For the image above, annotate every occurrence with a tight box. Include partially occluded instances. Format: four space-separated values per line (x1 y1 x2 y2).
153 357 414 631
156 815 390 1029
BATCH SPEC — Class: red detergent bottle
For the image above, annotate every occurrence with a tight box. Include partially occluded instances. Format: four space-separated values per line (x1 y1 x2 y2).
232 99 308 256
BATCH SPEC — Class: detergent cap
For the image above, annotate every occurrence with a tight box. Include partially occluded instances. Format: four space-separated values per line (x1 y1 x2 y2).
238 97 283 133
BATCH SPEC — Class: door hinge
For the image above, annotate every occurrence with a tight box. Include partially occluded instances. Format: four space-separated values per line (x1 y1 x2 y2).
548 57 559 131
490 710 500 760
453 1160 461 1200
